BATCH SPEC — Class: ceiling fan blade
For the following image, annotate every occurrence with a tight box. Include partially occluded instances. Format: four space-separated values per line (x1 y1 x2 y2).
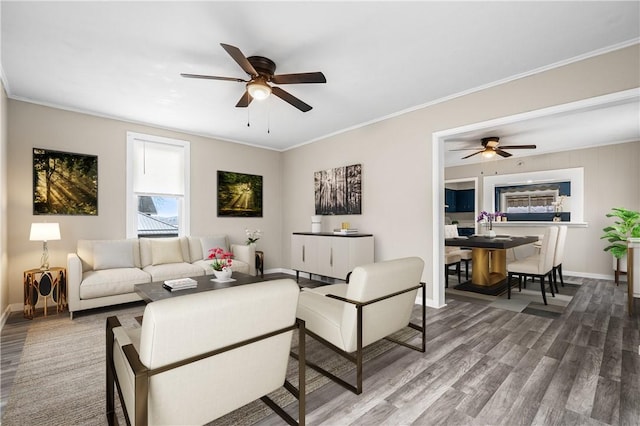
498 145 537 149
461 150 483 159
220 43 258 77
495 148 513 158
235 91 253 108
272 72 327 84
271 86 312 112
449 147 481 151
180 73 246 83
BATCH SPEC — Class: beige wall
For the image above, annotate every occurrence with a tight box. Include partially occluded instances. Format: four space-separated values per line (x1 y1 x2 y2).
6 101 282 307
283 44 640 303
1 81 8 320
446 141 640 277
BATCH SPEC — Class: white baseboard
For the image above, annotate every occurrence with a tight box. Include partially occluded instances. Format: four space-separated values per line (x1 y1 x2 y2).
564 270 620 282
0 303 21 330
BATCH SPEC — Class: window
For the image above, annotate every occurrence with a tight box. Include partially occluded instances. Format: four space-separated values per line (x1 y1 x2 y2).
126 132 190 238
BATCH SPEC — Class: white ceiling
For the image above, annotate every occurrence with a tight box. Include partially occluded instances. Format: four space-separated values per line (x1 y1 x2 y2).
2 1 639 161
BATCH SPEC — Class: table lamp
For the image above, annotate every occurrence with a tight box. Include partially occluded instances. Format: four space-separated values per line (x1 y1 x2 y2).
30 222 61 270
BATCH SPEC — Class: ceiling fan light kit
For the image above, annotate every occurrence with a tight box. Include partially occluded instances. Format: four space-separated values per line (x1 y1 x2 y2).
247 78 271 100
182 43 326 113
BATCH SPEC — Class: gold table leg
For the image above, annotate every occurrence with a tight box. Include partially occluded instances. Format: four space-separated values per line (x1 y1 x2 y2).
471 248 507 286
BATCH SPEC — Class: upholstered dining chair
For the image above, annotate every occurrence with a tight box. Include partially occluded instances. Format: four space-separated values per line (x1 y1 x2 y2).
507 226 559 305
445 251 461 288
106 279 305 426
444 224 472 280
295 257 425 395
552 225 568 288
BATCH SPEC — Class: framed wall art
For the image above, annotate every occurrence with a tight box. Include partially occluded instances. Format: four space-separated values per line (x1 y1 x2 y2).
314 163 361 215
33 148 98 215
217 170 263 217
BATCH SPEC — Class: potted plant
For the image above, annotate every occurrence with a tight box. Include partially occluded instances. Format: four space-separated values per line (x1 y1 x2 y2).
601 207 640 284
208 247 234 281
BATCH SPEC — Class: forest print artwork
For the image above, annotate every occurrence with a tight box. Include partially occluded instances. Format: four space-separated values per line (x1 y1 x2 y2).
314 163 361 215
217 171 263 217
33 148 98 215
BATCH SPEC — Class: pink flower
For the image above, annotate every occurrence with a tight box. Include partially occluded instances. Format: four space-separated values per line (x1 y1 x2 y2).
208 247 234 271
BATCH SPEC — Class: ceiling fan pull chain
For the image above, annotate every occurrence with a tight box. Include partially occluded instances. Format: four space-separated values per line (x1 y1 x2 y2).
267 99 271 134
247 107 250 128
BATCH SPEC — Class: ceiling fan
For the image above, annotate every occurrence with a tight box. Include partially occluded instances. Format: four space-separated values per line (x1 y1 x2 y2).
181 43 326 112
451 136 537 159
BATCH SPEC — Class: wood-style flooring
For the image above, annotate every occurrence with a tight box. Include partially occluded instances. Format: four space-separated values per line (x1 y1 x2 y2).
2 275 639 425
258 276 640 425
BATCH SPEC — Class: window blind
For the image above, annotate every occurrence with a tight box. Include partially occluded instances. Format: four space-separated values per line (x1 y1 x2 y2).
132 140 185 195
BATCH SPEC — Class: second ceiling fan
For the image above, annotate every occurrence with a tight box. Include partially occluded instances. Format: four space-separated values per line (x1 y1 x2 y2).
452 137 537 159
181 43 326 112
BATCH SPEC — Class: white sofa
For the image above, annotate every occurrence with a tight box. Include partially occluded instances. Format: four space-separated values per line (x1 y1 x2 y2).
67 235 255 318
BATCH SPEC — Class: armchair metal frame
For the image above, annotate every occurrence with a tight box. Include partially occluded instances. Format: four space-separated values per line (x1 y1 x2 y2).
106 316 306 426
293 282 426 395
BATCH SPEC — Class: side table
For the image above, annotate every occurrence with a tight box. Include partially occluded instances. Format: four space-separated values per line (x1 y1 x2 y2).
24 267 67 319
255 250 264 279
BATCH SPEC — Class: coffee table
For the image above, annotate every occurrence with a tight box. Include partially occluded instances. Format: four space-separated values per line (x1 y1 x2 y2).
134 272 268 303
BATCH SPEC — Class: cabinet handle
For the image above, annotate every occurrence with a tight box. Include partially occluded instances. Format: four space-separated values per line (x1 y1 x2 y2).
302 245 305 262
330 247 333 267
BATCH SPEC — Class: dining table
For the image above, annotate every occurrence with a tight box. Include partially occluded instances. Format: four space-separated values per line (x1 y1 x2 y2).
445 234 539 294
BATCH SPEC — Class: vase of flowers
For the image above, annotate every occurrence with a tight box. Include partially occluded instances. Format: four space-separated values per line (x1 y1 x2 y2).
477 211 500 237
245 228 262 246
208 247 233 280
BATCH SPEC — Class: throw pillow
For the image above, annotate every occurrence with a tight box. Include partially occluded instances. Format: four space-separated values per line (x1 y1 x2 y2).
93 241 135 270
200 236 229 260
151 238 184 265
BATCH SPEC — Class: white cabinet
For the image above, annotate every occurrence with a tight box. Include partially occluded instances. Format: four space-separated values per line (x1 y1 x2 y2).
291 234 318 274
291 233 374 281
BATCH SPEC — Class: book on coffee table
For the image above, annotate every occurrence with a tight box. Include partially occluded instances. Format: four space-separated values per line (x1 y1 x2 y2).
163 278 197 291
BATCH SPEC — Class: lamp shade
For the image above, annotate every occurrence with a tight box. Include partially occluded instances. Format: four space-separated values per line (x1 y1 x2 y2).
247 80 271 100
29 223 61 241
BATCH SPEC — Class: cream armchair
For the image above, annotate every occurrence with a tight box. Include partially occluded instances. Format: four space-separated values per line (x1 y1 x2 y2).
296 257 425 394
106 279 305 426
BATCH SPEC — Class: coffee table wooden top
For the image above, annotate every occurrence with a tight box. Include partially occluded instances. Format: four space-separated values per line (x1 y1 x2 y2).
134 272 267 303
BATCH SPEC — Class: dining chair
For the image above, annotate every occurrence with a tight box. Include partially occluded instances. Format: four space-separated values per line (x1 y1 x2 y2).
507 226 559 305
445 250 461 288
552 225 568 288
444 224 472 280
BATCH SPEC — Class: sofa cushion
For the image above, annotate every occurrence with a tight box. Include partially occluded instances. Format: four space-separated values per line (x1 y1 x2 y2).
199 236 229 261
143 262 204 282
78 239 141 272
140 237 190 268
150 238 184 265
93 240 136 270
80 268 151 299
